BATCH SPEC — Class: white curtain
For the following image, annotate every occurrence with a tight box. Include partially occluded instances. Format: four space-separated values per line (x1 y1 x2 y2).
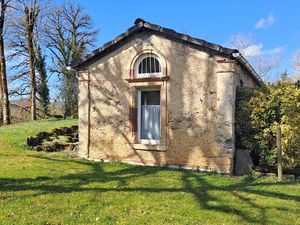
141 105 160 140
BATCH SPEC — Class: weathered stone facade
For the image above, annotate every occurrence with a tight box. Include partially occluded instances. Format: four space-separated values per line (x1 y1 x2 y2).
77 22 260 174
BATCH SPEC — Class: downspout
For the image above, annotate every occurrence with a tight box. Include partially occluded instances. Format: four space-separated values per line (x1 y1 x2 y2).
232 76 237 175
165 81 168 146
87 70 91 158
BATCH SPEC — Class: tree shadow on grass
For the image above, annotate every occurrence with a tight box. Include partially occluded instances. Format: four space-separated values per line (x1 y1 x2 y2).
0 155 299 224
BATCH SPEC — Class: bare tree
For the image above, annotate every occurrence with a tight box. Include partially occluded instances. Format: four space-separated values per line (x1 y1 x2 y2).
8 0 49 120
292 50 300 81
0 0 11 125
25 1 38 120
45 1 97 118
228 33 282 78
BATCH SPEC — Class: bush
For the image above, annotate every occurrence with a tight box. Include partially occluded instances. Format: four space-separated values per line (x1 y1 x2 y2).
235 82 300 167
235 87 261 165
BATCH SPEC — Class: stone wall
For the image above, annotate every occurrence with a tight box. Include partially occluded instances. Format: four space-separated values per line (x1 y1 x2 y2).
78 31 257 174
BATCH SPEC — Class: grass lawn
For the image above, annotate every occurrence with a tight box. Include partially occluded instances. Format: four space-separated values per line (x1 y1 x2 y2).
0 119 299 225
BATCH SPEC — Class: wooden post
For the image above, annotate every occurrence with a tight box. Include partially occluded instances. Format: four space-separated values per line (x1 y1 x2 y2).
276 127 283 181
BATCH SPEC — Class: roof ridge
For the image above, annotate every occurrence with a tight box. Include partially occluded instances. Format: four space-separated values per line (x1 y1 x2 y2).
135 18 238 54
74 18 264 88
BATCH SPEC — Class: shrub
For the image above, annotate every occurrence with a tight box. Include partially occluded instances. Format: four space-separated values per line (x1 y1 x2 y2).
235 82 300 167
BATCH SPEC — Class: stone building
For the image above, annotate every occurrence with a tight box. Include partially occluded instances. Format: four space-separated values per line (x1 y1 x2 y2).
75 18 264 174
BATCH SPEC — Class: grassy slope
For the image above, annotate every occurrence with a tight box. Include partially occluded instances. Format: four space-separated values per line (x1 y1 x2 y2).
0 119 299 225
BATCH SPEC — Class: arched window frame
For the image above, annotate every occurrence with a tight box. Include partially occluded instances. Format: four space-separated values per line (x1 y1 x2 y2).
130 50 167 79
135 54 162 78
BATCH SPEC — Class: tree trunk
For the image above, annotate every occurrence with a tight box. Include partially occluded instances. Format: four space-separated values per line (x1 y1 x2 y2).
0 65 2 125
25 7 37 121
0 31 10 125
276 127 283 181
0 0 10 125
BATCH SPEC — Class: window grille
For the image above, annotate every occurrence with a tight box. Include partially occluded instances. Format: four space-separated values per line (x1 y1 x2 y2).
136 54 161 78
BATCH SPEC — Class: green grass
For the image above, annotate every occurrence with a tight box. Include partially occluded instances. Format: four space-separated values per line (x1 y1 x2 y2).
0 119 299 225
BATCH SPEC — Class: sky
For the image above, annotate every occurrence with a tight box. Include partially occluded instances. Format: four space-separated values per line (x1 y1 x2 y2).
67 0 300 81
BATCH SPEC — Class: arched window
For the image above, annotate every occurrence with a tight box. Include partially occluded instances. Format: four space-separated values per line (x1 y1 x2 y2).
135 54 161 78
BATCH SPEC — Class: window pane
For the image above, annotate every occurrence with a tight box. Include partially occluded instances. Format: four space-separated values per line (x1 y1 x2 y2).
141 91 160 105
138 62 142 73
141 105 160 140
156 58 161 72
138 55 161 74
143 58 147 73
150 57 155 73
146 57 150 73
140 90 160 140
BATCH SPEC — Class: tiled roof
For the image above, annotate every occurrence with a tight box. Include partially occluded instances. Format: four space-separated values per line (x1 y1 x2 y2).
75 18 264 87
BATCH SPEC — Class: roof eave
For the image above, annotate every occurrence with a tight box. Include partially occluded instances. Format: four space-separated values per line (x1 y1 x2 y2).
74 18 266 89
233 52 267 90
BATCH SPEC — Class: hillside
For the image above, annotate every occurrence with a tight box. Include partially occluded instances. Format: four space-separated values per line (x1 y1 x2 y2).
1 99 64 124
0 119 299 224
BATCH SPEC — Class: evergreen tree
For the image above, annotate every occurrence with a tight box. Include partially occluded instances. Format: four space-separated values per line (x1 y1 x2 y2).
35 45 49 117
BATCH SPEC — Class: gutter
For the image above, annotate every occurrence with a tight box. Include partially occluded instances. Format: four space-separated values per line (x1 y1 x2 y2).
87 71 91 158
231 51 267 91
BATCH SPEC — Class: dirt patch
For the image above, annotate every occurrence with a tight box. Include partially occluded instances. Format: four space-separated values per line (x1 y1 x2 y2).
27 126 78 152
